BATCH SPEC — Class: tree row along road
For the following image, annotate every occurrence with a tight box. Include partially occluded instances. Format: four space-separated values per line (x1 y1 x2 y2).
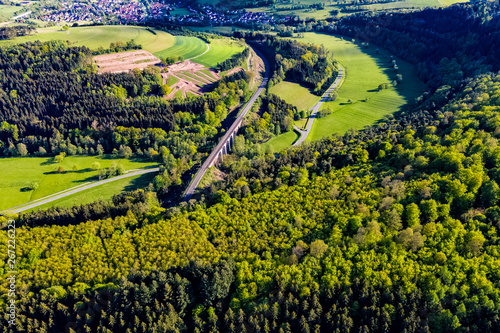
183 46 270 201
294 65 344 146
4 167 160 214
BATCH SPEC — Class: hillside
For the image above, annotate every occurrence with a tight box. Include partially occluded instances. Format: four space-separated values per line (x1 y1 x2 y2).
2 2 500 333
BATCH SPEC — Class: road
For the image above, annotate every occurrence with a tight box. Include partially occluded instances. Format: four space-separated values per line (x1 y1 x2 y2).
4 167 160 214
12 11 32 20
183 47 269 201
294 65 344 146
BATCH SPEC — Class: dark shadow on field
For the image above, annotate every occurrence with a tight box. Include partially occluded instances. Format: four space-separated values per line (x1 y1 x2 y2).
123 172 156 192
39 159 56 166
44 167 94 175
346 36 423 115
71 175 99 183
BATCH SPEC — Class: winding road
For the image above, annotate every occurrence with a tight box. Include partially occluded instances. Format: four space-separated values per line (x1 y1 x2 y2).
294 65 344 146
183 47 269 201
3 167 160 214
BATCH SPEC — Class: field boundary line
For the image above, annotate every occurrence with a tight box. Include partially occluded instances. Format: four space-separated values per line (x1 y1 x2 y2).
189 41 210 60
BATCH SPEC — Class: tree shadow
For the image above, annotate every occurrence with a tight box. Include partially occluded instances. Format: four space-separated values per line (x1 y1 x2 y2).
43 168 94 175
123 172 156 192
72 175 99 183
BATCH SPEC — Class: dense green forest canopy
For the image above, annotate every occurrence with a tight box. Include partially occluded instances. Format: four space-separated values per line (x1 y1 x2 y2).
3 3 500 333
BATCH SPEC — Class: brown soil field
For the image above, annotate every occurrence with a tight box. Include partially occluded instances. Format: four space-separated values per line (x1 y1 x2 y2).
94 50 161 73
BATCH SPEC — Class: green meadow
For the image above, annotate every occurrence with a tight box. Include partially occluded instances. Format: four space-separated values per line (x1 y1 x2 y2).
26 172 157 212
266 33 425 150
193 38 246 68
261 130 300 153
0 25 176 52
0 156 157 211
153 35 208 60
269 81 320 111
305 33 425 142
0 25 244 69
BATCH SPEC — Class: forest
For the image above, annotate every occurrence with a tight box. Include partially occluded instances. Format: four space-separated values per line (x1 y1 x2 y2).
2 3 500 333
3 53 500 333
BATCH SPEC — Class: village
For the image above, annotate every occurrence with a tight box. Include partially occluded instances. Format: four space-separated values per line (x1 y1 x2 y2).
38 0 279 26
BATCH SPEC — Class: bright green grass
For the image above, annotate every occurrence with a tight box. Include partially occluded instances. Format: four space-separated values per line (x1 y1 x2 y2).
170 8 192 16
269 81 320 111
438 0 469 6
261 130 300 153
0 25 176 52
299 33 425 141
189 26 253 35
0 5 24 20
166 75 179 86
186 92 198 98
295 118 308 130
0 156 157 211
154 35 207 60
27 172 156 212
198 70 216 82
192 38 246 68
367 0 440 10
0 25 241 65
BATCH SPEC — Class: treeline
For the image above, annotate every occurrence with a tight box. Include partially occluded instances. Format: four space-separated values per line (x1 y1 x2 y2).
0 26 35 40
0 40 251 158
243 94 297 144
218 47 250 71
92 39 143 55
18 189 155 228
238 33 338 95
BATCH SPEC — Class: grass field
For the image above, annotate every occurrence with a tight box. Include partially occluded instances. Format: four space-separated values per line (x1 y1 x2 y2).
166 76 180 86
193 38 246 68
247 0 468 20
0 25 245 69
269 81 320 111
0 26 176 52
261 130 300 153
0 156 157 211
304 33 425 141
0 5 24 20
367 0 441 10
154 35 207 60
266 33 425 150
27 172 156 212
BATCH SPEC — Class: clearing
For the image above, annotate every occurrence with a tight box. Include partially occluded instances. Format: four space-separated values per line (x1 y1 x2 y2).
0 155 157 211
263 32 425 151
0 25 245 69
94 50 160 73
193 38 246 68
